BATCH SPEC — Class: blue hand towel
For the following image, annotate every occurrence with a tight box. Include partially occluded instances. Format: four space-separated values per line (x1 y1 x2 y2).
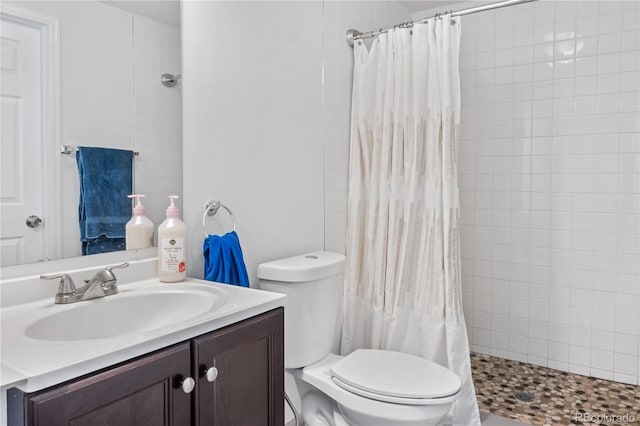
203 231 250 287
82 235 126 255
76 146 133 255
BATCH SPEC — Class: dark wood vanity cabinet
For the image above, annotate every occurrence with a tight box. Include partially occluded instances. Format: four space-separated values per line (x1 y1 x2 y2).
193 308 284 426
7 308 284 426
8 343 193 426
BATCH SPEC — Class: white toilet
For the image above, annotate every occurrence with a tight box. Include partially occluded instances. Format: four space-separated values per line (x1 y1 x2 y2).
258 251 462 426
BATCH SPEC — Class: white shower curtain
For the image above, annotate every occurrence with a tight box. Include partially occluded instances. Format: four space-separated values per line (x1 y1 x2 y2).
341 18 480 426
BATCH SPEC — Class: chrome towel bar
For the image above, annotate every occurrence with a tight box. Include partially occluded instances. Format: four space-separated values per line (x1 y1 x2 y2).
61 144 139 156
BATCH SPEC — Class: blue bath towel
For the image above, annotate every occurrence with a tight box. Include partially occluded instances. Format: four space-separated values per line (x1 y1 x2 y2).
76 146 133 255
203 231 250 287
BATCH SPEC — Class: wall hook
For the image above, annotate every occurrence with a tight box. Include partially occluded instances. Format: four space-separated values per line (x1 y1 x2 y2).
161 73 181 87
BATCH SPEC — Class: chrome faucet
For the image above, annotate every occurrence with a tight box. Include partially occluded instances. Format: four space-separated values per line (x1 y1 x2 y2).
41 262 129 304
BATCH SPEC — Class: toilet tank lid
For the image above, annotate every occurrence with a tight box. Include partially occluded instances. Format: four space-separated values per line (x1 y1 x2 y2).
257 251 346 282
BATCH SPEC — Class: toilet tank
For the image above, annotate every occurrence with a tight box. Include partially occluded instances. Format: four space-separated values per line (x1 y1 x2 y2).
258 251 345 369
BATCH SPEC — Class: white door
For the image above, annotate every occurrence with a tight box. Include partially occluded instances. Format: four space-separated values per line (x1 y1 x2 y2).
1 16 47 266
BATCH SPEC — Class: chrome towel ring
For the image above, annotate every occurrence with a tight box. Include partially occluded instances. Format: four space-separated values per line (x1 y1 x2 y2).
202 200 237 237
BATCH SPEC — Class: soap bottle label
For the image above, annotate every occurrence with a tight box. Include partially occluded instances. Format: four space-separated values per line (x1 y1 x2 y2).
160 237 185 272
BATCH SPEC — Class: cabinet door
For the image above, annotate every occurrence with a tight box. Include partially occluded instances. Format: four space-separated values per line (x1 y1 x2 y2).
14 343 192 426
192 308 284 426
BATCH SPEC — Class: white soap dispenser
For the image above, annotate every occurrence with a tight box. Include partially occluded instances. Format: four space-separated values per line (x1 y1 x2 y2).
158 195 187 282
125 194 154 250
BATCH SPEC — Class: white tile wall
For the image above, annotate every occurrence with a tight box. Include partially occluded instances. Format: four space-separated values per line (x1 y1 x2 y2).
323 1 411 254
453 0 640 385
133 16 182 233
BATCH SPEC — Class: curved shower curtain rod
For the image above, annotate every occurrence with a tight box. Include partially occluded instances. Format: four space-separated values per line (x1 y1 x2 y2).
346 0 539 47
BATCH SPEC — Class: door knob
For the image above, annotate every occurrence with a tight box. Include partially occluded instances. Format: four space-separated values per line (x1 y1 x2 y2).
26 215 43 228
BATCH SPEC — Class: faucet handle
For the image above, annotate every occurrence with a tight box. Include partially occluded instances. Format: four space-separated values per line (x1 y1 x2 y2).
105 262 129 272
89 262 130 286
40 273 77 295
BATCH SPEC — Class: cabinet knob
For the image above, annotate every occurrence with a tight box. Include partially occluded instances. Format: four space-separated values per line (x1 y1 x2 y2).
205 367 219 382
181 377 196 394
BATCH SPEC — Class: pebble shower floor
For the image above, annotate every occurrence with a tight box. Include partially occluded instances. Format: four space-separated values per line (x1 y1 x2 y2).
471 353 640 425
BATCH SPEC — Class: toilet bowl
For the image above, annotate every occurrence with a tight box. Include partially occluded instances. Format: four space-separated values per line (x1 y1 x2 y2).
258 252 461 426
292 352 461 426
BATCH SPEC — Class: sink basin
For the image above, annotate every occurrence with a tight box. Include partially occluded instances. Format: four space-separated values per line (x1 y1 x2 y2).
25 289 226 341
0 275 286 393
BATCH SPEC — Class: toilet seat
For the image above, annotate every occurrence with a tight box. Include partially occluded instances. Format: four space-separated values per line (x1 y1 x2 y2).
329 349 462 405
331 377 460 405
292 353 461 426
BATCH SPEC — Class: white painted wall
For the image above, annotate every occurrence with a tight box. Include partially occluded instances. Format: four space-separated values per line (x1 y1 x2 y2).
4 1 181 258
182 1 325 284
415 0 640 385
182 0 412 281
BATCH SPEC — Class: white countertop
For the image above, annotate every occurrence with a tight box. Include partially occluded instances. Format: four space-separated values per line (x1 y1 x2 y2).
1 277 285 393
0 365 25 390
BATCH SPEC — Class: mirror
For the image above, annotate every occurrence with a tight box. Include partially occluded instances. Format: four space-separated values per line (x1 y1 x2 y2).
0 0 182 266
